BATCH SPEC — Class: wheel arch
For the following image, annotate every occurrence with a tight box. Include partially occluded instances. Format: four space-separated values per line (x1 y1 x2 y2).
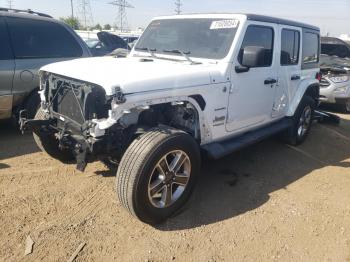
114 95 210 144
287 80 319 117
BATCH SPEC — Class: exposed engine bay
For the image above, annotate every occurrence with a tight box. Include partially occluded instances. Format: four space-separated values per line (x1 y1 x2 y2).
21 74 200 171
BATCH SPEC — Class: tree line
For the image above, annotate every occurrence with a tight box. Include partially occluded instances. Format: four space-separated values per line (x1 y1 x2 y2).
60 16 112 31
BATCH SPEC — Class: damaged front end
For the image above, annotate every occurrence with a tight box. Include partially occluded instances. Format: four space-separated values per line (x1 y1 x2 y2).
20 73 129 171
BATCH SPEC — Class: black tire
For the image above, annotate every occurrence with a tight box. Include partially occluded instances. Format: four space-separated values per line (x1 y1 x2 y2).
25 92 41 120
339 100 350 114
284 95 315 146
116 127 201 225
33 108 74 163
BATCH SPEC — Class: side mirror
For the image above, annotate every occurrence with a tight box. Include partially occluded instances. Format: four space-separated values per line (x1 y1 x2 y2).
236 46 266 73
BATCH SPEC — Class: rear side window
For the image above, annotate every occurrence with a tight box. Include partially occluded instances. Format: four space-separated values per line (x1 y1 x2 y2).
281 29 300 65
0 18 13 60
302 32 319 65
239 25 274 67
7 17 83 59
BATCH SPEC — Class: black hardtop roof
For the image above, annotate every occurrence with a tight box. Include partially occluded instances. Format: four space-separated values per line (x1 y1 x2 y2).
0 7 56 21
321 37 350 46
245 14 319 31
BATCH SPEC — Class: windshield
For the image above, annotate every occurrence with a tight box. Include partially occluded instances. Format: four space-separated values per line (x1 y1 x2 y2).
85 39 100 48
135 18 239 60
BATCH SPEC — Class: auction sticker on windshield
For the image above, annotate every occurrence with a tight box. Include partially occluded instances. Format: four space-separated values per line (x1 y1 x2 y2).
210 19 239 30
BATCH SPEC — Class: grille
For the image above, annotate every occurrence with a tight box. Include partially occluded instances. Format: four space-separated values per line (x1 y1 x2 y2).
47 75 108 125
56 86 85 124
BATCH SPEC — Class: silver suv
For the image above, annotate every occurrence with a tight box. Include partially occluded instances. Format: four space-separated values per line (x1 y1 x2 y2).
0 8 91 121
320 37 350 113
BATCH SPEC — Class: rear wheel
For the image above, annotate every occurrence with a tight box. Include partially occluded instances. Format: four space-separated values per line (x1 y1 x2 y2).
116 127 201 225
33 108 74 163
285 95 315 146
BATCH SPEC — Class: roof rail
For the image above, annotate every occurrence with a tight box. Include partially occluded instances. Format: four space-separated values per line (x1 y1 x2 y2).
0 7 52 18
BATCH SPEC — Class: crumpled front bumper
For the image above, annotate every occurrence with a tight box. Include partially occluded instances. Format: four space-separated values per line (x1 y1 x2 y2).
19 109 112 172
319 77 350 104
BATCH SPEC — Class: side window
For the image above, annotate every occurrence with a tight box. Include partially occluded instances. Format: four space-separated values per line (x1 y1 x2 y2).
281 29 300 66
0 18 13 60
7 17 83 59
239 25 274 67
302 32 319 65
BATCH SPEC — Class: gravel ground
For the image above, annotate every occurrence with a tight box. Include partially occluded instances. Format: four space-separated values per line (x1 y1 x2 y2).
0 113 350 261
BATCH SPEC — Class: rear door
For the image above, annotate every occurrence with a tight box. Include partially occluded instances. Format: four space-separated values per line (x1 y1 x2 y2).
0 17 15 119
6 17 85 99
273 26 302 118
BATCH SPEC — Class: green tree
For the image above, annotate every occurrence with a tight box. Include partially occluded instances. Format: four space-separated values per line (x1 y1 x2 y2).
103 24 112 30
60 17 81 30
93 23 102 31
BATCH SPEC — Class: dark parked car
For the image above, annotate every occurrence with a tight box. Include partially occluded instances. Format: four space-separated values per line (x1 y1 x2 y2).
85 32 130 57
0 8 91 121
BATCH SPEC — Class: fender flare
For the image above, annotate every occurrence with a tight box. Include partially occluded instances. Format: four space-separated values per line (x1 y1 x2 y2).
287 79 319 117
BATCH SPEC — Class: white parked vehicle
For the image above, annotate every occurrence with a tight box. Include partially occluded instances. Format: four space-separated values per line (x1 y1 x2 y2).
21 14 321 225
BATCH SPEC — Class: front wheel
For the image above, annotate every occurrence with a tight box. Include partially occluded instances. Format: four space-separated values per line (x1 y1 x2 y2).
116 127 201 225
33 108 74 163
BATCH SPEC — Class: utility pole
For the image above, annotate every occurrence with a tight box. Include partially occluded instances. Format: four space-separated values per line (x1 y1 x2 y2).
175 0 182 15
78 0 93 29
108 0 134 32
7 0 13 9
70 0 74 18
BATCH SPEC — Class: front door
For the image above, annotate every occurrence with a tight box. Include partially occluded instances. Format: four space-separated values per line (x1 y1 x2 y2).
226 22 278 132
0 17 15 119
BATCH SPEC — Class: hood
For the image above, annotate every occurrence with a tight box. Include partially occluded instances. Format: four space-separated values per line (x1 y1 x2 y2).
320 54 350 74
41 57 220 95
97 32 130 50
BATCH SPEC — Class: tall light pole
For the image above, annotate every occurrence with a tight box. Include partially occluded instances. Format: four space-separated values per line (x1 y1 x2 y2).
7 0 13 8
175 0 182 15
70 0 74 18
108 0 134 32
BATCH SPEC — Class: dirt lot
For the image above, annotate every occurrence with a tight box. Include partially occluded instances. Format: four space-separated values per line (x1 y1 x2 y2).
1 113 350 262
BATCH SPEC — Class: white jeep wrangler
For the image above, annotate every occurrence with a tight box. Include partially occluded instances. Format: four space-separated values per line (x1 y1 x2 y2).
21 14 321 225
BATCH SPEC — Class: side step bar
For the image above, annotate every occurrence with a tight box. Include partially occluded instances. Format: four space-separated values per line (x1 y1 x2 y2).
202 118 292 159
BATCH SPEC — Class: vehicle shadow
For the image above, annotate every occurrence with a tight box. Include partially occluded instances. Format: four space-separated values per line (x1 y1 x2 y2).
0 120 39 161
157 117 350 231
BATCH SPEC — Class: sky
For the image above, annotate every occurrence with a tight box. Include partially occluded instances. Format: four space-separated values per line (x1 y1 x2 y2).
2 0 350 36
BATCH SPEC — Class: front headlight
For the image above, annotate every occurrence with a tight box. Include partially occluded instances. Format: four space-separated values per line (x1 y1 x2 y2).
329 75 349 83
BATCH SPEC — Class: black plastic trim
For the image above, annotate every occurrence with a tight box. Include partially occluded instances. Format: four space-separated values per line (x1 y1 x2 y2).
189 95 206 111
246 14 319 31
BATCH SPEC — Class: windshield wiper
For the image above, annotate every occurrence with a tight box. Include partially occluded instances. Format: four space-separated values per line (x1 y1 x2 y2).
162 49 201 64
134 47 157 58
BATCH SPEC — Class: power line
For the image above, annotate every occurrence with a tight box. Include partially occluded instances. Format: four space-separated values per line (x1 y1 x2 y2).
78 0 94 29
108 0 134 32
175 0 182 15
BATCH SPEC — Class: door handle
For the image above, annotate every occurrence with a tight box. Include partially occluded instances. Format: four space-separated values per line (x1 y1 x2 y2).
291 75 301 81
264 78 277 85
